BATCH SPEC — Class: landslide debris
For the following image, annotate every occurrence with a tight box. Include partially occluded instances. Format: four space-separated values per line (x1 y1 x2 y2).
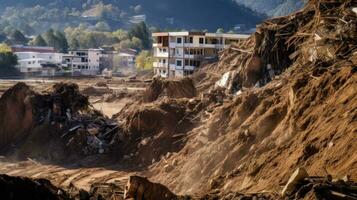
148 0 357 197
0 0 356 200
0 174 71 200
143 77 197 103
0 82 119 161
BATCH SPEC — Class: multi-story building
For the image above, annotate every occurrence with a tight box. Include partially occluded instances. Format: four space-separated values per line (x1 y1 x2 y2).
114 49 137 73
64 49 101 76
13 46 136 76
152 32 250 78
15 52 63 75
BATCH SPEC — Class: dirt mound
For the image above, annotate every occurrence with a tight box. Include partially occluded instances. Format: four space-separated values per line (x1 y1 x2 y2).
0 174 70 200
0 83 35 152
124 176 178 200
81 86 113 97
0 82 119 161
114 99 202 167
143 77 197 102
147 0 357 196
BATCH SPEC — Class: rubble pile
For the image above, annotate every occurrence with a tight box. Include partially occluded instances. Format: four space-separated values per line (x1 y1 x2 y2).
0 82 119 160
143 77 197 103
115 98 203 167
281 168 357 199
0 83 35 152
81 86 113 97
148 0 357 196
0 174 71 200
123 176 178 200
197 0 357 94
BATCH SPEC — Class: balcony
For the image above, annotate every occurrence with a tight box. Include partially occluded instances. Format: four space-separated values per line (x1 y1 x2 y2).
183 65 195 71
153 43 163 47
174 65 195 71
184 54 203 59
153 52 169 57
153 62 167 68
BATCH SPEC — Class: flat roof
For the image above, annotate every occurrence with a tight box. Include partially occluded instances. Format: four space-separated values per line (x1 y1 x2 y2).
152 32 250 39
205 33 250 39
152 32 205 37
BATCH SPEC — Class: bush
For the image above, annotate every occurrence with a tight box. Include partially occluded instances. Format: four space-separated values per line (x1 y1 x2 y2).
0 43 18 76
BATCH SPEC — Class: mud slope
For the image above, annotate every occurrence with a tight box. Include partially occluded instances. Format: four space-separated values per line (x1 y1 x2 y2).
148 0 357 195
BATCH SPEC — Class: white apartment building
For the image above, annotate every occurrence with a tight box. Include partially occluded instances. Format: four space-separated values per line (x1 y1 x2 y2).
15 52 63 75
152 32 250 78
65 49 101 75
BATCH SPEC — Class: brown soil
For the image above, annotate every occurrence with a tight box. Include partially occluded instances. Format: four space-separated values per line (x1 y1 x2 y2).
143 77 197 103
0 174 71 200
0 83 35 152
146 0 357 197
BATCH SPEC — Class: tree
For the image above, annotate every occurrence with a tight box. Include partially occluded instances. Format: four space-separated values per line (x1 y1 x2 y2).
43 29 57 47
113 29 129 41
68 37 80 50
54 31 69 52
128 22 150 49
8 29 28 44
95 21 111 32
118 37 143 50
43 29 68 52
30 35 47 46
0 43 18 76
135 50 153 70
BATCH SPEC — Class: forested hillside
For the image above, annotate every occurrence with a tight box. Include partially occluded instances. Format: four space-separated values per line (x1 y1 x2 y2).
0 0 265 36
235 0 304 16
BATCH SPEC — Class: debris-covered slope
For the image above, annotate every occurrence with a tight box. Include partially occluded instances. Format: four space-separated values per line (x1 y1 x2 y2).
0 82 119 161
147 0 357 198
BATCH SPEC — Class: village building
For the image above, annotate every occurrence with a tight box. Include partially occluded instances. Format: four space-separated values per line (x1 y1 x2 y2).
114 49 137 73
152 32 250 78
13 45 136 76
14 50 63 76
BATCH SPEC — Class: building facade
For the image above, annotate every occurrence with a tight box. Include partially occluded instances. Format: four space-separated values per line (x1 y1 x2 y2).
13 46 135 76
65 49 103 76
152 32 249 78
15 51 63 75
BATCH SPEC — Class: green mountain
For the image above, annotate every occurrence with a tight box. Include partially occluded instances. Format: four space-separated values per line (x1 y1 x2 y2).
234 0 304 16
0 0 266 35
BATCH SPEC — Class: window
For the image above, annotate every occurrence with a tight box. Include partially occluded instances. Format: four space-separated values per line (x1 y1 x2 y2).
185 60 189 66
199 38 204 44
163 59 166 64
176 60 182 66
190 37 193 43
177 37 182 44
